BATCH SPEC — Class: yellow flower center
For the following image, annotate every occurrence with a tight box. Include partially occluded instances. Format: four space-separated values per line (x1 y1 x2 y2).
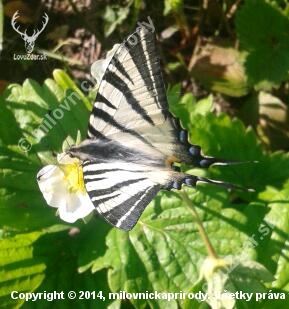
61 161 85 193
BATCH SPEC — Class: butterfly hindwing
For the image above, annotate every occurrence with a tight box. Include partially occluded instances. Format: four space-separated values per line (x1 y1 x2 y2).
82 161 170 230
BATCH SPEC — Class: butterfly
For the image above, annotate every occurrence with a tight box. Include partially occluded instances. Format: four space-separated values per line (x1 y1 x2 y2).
56 24 241 231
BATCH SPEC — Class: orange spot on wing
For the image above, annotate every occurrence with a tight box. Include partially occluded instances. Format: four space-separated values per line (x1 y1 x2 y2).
165 155 181 167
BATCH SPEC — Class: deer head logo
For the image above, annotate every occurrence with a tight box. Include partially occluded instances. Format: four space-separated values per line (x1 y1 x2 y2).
12 11 49 54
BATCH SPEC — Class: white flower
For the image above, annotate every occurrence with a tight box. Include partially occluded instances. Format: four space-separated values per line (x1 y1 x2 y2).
37 154 94 223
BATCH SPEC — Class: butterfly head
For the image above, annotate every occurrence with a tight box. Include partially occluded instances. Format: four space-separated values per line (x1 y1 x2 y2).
66 139 95 162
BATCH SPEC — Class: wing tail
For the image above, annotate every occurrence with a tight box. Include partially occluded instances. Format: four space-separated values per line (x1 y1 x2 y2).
166 173 253 192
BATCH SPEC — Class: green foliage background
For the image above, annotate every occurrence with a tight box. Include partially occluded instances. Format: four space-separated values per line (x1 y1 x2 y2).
1 0 289 308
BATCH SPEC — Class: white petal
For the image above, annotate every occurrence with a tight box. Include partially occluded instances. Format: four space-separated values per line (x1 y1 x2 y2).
44 190 67 209
37 165 67 208
58 192 95 223
37 164 59 180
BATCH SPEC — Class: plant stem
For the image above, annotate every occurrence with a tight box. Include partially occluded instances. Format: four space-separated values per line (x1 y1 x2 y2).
179 190 218 259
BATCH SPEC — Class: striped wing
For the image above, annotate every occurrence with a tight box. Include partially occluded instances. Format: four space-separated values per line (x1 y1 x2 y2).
82 26 184 230
88 27 168 138
87 26 184 160
82 161 172 230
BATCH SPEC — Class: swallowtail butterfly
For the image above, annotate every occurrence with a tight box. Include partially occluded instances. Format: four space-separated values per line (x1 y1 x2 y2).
62 25 239 231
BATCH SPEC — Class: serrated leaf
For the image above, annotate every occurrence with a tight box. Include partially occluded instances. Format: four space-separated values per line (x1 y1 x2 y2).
258 187 289 290
205 260 273 309
183 111 263 191
1 69 289 309
88 189 259 308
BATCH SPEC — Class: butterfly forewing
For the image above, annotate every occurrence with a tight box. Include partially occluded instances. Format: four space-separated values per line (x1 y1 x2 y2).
88 28 168 137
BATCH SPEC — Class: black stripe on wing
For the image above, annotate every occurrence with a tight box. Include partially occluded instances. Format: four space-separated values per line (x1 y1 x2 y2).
83 167 147 176
87 123 109 139
124 30 167 111
97 93 117 110
113 57 133 84
103 70 155 125
90 107 156 148
82 161 161 230
88 26 168 140
86 178 146 200
101 184 160 231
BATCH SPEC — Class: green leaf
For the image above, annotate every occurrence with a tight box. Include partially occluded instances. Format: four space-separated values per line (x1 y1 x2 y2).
258 187 289 290
181 110 263 191
104 3 132 37
0 226 68 308
167 86 213 131
52 69 92 111
236 0 289 89
262 288 289 308
0 71 91 232
206 262 271 309
87 189 260 308
1 71 289 309
182 277 207 309
0 147 56 231
20 223 112 309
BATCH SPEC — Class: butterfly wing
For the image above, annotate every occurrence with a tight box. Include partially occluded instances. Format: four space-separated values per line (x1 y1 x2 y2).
82 161 172 230
88 27 168 136
87 26 191 165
